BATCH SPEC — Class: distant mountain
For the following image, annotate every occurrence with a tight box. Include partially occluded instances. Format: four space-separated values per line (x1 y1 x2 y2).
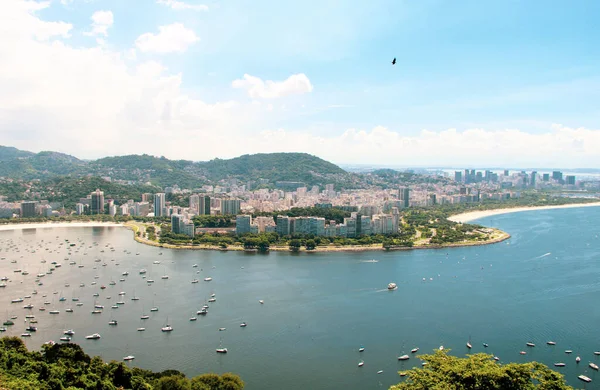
0 146 351 189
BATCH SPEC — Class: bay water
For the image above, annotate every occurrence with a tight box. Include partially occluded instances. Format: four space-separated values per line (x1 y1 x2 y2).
1 207 600 389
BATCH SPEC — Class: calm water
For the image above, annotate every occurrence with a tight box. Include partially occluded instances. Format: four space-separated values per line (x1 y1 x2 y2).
1 208 600 390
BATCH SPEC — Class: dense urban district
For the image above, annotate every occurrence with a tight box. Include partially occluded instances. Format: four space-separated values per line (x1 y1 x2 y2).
1 146 598 252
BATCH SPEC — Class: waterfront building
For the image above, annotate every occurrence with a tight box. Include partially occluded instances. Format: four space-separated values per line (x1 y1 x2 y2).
20 201 37 218
236 215 252 235
171 214 184 234
75 203 85 215
90 189 104 214
276 215 291 236
154 193 166 217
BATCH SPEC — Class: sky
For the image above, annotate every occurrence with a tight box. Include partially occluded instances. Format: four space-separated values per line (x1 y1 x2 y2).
1 0 600 168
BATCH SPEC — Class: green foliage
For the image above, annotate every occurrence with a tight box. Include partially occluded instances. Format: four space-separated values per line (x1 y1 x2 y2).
390 350 572 390
0 146 351 188
0 337 243 390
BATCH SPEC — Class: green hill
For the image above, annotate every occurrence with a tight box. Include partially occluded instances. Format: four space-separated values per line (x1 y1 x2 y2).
0 146 351 188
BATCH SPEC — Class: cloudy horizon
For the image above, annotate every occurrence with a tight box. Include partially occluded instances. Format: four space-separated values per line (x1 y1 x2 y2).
2 0 600 168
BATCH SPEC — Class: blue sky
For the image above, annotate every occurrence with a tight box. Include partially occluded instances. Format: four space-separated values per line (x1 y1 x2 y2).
2 0 600 167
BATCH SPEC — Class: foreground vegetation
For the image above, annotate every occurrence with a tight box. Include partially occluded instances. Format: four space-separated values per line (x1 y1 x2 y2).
0 337 243 390
390 350 573 390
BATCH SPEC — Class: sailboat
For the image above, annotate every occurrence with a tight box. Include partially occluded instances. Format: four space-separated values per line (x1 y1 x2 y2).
216 337 227 353
161 317 173 332
466 335 472 349
131 289 140 301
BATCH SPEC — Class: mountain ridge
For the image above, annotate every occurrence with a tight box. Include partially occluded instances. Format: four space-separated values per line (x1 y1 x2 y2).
0 146 349 188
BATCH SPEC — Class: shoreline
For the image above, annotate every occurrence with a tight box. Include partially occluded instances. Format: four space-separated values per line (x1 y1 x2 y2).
448 202 600 223
0 221 123 231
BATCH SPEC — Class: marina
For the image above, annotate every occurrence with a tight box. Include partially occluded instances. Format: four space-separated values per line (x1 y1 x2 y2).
1 207 600 389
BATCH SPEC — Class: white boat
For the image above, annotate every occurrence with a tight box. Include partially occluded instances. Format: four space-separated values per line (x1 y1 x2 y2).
578 375 592 383
595 351 600 356
377 370 383 374
358 346 365 352
387 282 397 290
546 341 556 345
526 342 535 347
240 322 247 327
192 264 198 268
411 348 419 353
85 333 101 339
139 269 147 274
554 363 565 367
259 300 264 304
466 337 472 349
590 363 599 371
137 328 145 332
123 355 135 361
565 350 572 354
161 317 173 332
161 275 169 280
208 298 216 303
219 327 226 331
439 345 444 351
204 277 212 282
191 279 199 284
150 307 159 312
358 361 364 367
141 315 150 320
397 354 410 360
108 320 117 326
189 317 197 321
60 336 71 342
576 356 581 363
49 310 60 314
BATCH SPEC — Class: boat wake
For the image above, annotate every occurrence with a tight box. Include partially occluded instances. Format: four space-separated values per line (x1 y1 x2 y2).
533 252 551 260
360 259 379 263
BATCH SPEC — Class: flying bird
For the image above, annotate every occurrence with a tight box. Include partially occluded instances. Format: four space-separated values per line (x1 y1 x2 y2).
391 57 396 65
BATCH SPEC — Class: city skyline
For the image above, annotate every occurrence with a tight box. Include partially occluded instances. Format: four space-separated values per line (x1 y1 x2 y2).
2 1 600 167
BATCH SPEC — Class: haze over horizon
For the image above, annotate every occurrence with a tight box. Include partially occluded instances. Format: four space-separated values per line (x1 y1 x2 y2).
2 0 600 167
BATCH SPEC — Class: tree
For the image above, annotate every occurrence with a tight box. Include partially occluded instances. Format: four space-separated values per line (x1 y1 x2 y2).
390 350 573 390
288 239 302 252
305 239 316 250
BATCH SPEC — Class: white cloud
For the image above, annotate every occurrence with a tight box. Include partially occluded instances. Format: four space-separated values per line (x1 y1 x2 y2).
0 1 260 159
244 125 600 168
135 23 199 54
156 0 208 11
0 1 72 41
232 73 313 99
84 10 113 37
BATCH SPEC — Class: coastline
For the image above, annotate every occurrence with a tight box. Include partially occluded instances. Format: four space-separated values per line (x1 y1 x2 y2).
448 202 600 223
0 221 123 231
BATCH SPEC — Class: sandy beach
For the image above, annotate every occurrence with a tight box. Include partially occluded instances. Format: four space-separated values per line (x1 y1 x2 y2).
448 202 600 223
0 221 123 231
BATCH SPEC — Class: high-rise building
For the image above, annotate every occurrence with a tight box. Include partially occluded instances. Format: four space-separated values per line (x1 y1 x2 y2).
504 170 510 176
189 194 200 213
171 214 184 234
154 193 166 217
552 171 563 182
236 215 252 235
565 175 576 185
141 193 153 203
530 171 537 188
543 173 550 182
75 203 85 215
199 196 211 215
454 171 462 182
400 187 410 208
221 199 241 215
90 189 104 214
276 215 291 236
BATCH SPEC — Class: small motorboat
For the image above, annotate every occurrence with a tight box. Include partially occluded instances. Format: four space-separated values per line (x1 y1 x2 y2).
526 342 535 347
108 320 117 326
358 361 364 367
546 341 556 345
216 347 228 354
137 328 145 332
204 277 212 282
259 300 264 304
161 325 173 332
123 355 135 361
240 322 247 327
359 347 365 352
189 317 197 321
397 355 409 361
377 370 383 374
554 363 565 367
219 327 226 331
493 356 500 361
387 282 397 290
590 363 599 371
565 350 572 354
576 356 581 363
411 348 419 353
85 333 101 340
578 375 592 383
483 343 489 348
519 351 526 355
